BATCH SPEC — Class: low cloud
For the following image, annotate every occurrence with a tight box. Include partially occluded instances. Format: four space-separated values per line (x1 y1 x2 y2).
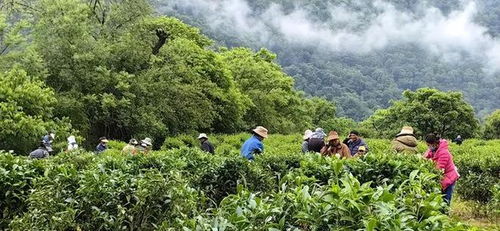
159 0 500 73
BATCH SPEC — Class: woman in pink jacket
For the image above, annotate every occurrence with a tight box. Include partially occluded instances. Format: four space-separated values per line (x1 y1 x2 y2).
424 133 460 205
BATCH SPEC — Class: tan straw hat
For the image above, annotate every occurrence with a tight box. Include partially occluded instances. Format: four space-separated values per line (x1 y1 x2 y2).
253 126 268 138
326 131 340 141
303 129 313 140
397 126 414 136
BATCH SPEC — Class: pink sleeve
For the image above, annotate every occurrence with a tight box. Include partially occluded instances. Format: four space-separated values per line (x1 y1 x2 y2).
423 150 431 159
435 152 450 170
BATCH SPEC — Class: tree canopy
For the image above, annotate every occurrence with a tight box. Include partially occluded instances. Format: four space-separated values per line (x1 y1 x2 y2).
363 88 480 139
157 0 500 121
0 0 336 152
483 110 500 139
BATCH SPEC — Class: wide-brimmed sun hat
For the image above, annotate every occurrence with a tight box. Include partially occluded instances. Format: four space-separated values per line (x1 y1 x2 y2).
326 131 340 141
397 126 414 136
99 137 109 143
303 130 313 140
141 137 152 146
253 126 268 138
198 133 208 139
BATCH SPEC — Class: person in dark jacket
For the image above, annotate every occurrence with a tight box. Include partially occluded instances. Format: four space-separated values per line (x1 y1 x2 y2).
41 131 55 152
308 128 326 153
29 142 50 159
95 137 109 154
198 133 215 154
453 135 463 145
346 130 368 156
302 129 313 153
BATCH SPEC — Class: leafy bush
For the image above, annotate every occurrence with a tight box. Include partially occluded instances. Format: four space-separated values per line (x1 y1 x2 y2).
162 134 198 150
106 140 127 151
0 153 45 229
451 140 500 215
4 135 496 230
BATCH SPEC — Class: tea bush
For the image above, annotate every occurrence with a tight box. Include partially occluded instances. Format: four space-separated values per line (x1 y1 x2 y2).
2 134 498 230
450 139 500 217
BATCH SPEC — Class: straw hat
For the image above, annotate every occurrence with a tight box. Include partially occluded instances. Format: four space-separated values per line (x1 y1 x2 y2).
141 137 152 146
197 133 208 139
99 137 109 143
397 126 414 136
326 131 340 141
303 130 313 140
253 126 268 138
358 146 366 152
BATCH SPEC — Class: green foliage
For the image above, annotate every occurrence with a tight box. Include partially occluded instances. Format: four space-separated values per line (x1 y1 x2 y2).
364 88 480 139
451 139 500 217
2 134 484 230
158 0 500 121
162 134 198 149
106 140 127 151
0 152 45 228
0 0 342 148
483 110 500 139
0 67 73 154
221 48 318 133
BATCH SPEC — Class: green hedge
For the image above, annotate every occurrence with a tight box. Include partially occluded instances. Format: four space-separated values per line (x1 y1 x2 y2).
451 140 500 217
1 146 468 230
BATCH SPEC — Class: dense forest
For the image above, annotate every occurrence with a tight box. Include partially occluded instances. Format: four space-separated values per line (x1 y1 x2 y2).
157 0 500 121
0 0 340 152
0 0 499 153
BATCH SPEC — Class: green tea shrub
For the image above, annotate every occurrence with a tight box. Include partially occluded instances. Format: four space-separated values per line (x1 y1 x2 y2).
9 152 202 230
0 153 45 229
107 139 127 151
162 134 198 149
451 140 500 212
196 158 275 204
177 175 462 230
4 134 494 230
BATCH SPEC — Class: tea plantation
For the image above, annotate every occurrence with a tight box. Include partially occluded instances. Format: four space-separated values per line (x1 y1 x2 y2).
1 134 498 230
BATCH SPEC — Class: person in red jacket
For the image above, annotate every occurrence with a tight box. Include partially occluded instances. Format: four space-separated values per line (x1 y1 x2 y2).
424 133 460 205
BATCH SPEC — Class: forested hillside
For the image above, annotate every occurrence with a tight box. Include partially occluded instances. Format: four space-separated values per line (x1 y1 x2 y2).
0 0 338 151
157 0 500 120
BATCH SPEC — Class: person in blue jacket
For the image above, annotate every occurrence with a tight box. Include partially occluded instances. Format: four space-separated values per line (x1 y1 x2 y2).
346 130 369 156
95 137 109 154
241 126 268 160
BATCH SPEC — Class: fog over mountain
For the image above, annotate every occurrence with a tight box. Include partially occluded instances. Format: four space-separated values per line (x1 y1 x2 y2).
155 0 500 120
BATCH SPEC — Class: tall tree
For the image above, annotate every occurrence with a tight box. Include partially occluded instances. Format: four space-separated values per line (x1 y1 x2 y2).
364 88 479 138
